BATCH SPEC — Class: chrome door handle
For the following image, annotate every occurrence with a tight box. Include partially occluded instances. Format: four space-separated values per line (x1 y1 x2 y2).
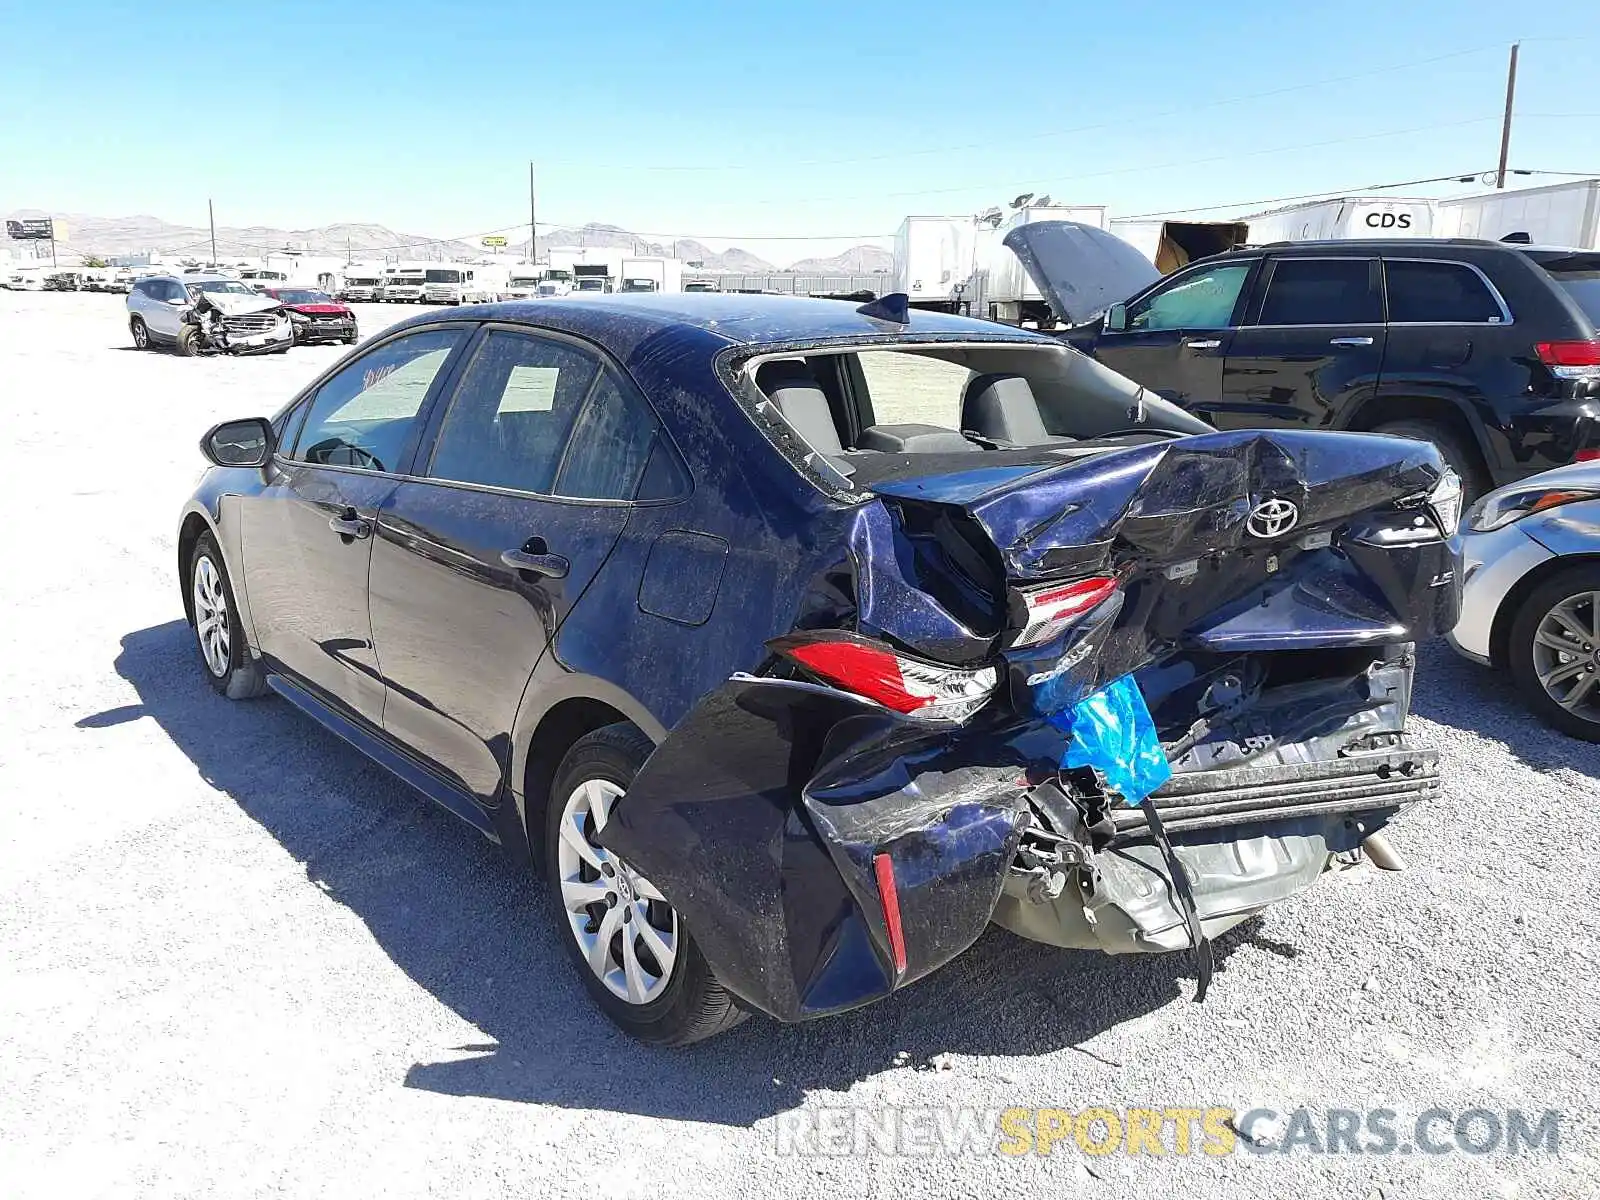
501 548 569 579
328 511 370 539
1184 338 1221 350
1329 336 1375 347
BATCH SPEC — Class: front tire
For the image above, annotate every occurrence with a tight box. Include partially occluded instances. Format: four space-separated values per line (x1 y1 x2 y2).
175 325 202 357
188 532 268 699
1508 564 1600 742
544 724 746 1046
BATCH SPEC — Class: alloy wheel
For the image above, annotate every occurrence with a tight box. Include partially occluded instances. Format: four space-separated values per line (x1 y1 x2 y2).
192 554 232 678
1532 590 1600 715
556 778 679 1005
131 319 148 349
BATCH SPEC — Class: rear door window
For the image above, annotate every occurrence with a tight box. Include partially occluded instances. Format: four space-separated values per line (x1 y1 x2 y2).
425 329 601 494
1384 260 1505 323
1257 258 1382 326
553 372 662 500
291 327 464 473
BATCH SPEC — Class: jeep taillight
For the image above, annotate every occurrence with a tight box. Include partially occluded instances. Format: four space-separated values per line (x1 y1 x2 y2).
771 632 997 723
1536 340 1600 380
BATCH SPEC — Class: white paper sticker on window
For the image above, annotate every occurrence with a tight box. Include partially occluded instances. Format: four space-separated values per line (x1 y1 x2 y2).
499 365 560 413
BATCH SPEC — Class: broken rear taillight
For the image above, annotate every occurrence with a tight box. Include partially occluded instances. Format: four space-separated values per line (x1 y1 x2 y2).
772 633 997 723
1011 576 1119 648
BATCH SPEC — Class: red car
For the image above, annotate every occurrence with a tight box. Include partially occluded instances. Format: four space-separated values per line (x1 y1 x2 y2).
263 288 359 346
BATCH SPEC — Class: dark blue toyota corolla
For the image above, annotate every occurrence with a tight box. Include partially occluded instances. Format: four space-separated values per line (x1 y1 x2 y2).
179 293 1461 1044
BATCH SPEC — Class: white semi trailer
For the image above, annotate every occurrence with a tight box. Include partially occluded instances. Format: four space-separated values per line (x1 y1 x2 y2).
891 216 976 312
1238 196 1437 243
1436 179 1600 248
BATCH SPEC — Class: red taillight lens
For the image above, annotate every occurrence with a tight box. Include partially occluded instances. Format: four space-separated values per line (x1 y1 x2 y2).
1536 340 1600 367
773 634 998 722
872 853 908 975
1013 575 1119 647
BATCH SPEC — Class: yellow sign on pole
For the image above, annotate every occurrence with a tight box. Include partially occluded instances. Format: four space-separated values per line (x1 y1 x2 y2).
482 236 508 248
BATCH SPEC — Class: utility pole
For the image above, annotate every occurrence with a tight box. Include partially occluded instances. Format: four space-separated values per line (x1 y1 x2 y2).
1496 42 1520 189
528 160 538 265
208 198 218 264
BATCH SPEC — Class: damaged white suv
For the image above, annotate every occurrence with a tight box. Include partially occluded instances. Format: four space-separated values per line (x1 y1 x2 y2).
127 274 293 356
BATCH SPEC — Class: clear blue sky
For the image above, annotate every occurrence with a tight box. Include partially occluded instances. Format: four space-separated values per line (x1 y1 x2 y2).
1 0 1596 259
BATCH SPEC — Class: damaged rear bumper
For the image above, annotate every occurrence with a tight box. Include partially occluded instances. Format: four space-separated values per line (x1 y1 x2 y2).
599 670 1435 1024
992 745 1437 954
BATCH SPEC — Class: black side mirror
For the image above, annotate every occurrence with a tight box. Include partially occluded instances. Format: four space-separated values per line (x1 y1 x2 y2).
1104 302 1129 332
201 418 275 468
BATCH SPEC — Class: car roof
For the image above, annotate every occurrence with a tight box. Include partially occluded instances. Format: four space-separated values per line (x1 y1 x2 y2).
381 292 1058 359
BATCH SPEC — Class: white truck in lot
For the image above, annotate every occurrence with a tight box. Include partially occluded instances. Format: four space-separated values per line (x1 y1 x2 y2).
383 263 428 303
971 205 1108 325
339 266 386 302
617 257 683 294
891 216 976 312
423 266 491 305
498 265 543 301
1238 195 1437 243
1436 178 1600 248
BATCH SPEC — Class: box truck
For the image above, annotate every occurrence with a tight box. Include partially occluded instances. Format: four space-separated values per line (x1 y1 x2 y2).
891 216 976 312
618 256 684 294
1435 179 1600 249
1239 196 1436 243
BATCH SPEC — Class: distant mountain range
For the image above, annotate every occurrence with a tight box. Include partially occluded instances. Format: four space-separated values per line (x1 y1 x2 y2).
3 209 892 274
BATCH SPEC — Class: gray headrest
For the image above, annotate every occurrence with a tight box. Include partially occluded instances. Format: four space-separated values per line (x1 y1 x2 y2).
754 360 843 454
960 373 1051 446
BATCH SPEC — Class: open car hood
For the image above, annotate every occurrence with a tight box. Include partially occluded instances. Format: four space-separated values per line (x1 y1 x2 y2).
1002 220 1161 325
194 291 284 316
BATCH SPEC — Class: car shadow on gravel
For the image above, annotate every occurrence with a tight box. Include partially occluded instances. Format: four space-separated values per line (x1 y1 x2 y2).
87 619 1277 1127
1410 638 1600 774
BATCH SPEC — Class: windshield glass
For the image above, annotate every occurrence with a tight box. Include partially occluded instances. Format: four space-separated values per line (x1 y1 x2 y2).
388 275 424 286
509 277 539 287
426 269 462 283
545 270 572 281
189 280 255 296
347 277 380 286
277 289 332 304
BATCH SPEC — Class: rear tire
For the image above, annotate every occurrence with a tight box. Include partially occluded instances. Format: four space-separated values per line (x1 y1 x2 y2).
543 723 747 1046
1508 563 1600 742
1371 419 1489 501
129 316 150 350
188 532 269 699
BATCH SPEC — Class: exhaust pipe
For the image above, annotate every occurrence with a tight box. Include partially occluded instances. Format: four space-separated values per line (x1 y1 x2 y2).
1362 831 1407 872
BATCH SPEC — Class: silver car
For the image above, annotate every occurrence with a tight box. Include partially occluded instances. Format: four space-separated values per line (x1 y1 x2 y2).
127 274 293 355
1450 461 1600 740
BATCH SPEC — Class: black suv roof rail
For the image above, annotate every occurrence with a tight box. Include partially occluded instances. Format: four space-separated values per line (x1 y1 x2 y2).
1252 237 1509 251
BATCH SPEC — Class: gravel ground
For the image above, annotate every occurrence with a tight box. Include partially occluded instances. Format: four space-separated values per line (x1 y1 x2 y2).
2 290 1597 1199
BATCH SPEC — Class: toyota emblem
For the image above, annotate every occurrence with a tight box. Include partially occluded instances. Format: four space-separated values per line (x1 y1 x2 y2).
1246 498 1300 539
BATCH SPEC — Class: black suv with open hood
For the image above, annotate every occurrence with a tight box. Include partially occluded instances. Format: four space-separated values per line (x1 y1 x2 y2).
1006 221 1600 498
